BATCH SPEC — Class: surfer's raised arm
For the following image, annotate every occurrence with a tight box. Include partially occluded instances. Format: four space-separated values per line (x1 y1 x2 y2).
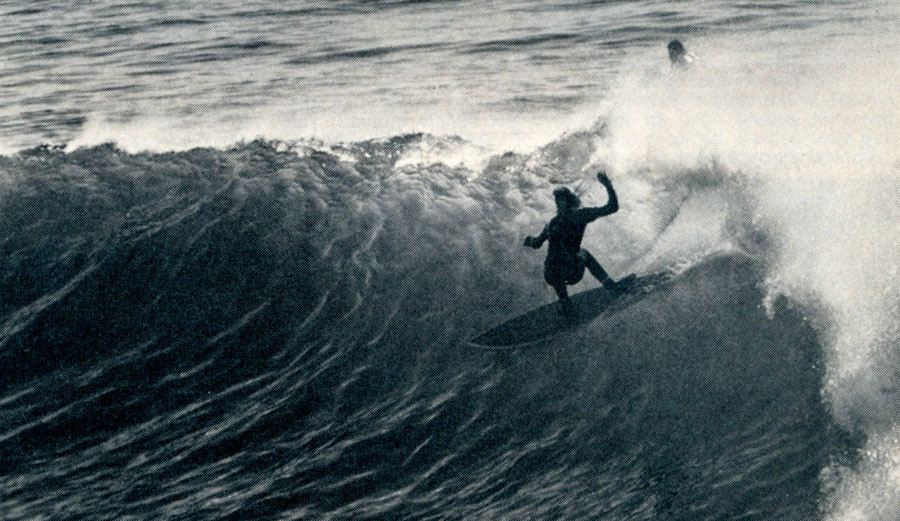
577 172 618 223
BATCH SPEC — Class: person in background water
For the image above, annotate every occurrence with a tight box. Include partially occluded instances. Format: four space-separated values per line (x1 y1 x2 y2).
668 39 694 67
524 172 624 315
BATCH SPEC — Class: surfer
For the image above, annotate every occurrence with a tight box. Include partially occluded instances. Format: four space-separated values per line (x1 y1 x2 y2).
524 171 623 315
667 39 693 67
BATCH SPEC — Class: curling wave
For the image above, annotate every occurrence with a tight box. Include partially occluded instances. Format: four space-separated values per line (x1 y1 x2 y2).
0 129 864 520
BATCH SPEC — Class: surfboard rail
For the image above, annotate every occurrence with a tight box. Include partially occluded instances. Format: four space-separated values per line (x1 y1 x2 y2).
469 271 673 349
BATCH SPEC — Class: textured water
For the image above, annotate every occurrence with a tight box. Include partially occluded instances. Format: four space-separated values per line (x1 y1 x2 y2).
2 1 899 520
0 0 889 151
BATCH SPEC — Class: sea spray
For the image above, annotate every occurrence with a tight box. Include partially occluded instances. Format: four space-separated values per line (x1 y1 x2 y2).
605 34 900 521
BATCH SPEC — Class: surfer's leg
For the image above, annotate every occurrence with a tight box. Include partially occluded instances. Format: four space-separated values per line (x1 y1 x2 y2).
552 283 568 301
553 283 574 315
578 250 620 289
545 267 574 315
546 271 569 300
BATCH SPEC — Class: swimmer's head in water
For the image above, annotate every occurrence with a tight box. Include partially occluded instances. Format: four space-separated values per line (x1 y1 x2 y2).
553 187 580 212
668 40 686 62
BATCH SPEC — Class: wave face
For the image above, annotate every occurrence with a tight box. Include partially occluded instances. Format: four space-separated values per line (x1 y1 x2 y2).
2 1 899 519
0 138 857 520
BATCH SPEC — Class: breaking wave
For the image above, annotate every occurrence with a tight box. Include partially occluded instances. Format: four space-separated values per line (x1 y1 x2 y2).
0 34 897 521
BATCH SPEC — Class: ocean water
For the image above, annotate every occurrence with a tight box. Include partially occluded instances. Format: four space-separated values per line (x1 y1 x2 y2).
1 1 899 520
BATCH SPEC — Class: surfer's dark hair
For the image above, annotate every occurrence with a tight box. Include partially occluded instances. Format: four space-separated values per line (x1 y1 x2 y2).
553 187 580 209
668 40 684 53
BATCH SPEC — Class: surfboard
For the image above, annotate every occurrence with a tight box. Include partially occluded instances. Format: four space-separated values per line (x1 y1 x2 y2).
470 272 672 349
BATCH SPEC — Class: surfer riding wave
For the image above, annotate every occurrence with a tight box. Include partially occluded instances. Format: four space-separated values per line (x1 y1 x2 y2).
524 172 625 315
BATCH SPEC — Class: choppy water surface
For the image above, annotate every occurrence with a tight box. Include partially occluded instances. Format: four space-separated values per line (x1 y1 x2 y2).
0 0 888 150
1 1 899 520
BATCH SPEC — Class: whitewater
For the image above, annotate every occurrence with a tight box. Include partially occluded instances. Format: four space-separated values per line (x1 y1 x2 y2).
1 1 898 520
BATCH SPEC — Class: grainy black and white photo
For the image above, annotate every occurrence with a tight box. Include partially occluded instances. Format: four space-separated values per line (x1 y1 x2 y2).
1 1 898 520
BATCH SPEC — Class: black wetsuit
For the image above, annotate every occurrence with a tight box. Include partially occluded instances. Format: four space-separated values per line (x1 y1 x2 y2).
527 182 618 298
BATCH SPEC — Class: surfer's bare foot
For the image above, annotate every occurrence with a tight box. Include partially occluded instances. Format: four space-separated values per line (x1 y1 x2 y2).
607 274 635 294
602 277 624 294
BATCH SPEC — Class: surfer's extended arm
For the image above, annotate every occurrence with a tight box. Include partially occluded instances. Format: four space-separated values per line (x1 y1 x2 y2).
524 227 548 249
577 172 618 223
